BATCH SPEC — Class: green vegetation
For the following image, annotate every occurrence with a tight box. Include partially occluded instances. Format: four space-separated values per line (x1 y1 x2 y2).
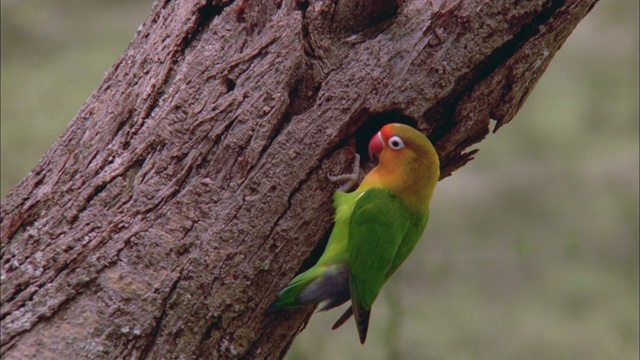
1 1 637 359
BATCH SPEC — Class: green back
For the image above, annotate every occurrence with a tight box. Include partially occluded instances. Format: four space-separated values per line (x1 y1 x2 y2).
348 188 428 311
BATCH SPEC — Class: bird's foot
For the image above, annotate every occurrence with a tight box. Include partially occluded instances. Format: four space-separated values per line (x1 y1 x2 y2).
328 153 362 192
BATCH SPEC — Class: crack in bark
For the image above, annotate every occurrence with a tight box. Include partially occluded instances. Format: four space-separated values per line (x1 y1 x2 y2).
139 0 235 122
195 319 221 359
139 273 183 360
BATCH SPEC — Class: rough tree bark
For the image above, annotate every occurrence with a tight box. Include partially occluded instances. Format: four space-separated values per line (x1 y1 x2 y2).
1 0 597 358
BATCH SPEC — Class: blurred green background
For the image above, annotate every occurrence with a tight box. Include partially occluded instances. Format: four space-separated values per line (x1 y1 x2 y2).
1 1 638 359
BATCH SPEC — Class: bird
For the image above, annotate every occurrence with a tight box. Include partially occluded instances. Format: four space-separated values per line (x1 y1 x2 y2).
274 123 440 344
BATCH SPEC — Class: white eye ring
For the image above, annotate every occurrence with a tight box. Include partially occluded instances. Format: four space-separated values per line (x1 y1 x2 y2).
387 136 405 150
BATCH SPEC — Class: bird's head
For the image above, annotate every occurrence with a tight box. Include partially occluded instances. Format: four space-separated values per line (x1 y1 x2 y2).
362 123 440 210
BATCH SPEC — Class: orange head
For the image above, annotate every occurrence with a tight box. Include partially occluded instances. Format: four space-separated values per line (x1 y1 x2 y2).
360 123 440 211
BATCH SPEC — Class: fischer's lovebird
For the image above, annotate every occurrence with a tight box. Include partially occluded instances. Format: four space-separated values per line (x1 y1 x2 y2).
274 123 440 344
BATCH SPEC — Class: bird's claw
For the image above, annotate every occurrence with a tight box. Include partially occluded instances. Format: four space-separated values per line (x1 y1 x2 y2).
328 153 363 192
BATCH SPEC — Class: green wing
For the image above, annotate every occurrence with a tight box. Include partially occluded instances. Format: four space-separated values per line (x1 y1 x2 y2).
388 207 429 279
348 189 423 343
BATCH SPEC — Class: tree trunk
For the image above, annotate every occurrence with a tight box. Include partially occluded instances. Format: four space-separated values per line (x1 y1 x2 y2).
0 0 598 358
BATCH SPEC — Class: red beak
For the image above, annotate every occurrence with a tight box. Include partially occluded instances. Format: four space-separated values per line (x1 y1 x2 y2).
368 131 384 160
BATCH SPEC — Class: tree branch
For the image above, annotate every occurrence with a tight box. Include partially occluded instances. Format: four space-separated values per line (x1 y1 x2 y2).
1 0 598 358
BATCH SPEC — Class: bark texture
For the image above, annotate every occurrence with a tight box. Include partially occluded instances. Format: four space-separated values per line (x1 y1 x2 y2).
1 0 597 358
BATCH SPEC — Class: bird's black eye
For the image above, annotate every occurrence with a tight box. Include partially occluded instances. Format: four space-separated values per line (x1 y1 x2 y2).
387 136 405 150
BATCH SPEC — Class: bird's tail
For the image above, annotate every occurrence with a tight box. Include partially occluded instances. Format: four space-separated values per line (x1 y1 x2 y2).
330 301 370 343
353 304 371 344
330 301 371 345
331 306 353 330
274 264 349 309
